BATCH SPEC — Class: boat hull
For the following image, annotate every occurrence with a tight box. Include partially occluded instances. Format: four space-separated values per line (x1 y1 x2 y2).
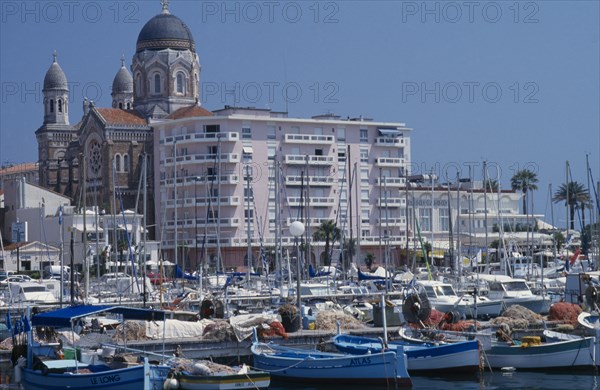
333 334 481 373
485 337 596 370
22 365 146 390
251 342 412 386
177 372 270 390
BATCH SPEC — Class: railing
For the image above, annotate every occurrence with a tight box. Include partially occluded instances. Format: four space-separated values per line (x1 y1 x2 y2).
285 175 335 186
375 137 404 146
285 155 335 165
284 134 335 144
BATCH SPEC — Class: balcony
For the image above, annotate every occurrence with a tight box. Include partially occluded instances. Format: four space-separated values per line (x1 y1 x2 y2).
375 137 404 147
377 198 405 207
375 177 405 187
375 157 404 167
284 134 334 144
377 217 407 226
287 197 335 207
163 153 240 166
164 196 240 208
286 217 331 227
162 132 238 145
285 175 335 186
285 155 335 165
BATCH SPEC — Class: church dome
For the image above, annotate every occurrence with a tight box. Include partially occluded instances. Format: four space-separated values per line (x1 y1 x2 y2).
43 53 68 91
136 10 195 53
112 61 133 94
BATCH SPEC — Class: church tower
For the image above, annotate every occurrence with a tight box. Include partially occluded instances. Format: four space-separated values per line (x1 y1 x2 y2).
112 57 134 110
132 0 200 118
43 51 69 125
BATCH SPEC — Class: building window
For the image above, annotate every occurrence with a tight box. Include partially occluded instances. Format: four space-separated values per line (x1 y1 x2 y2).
205 124 220 133
337 127 346 141
268 145 276 160
176 73 185 94
126 102 131 109
135 74 142 96
337 150 346 162
361 189 369 203
242 152 252 163
244 188 254 199
123 154 129 173
242 127 251 139
267 126 276 139
114 154 121 172
154 74 161 94
439 208 449 232
419 208 432 232
50 99 54 113
58 99 63 113
360 129 368 143
360 148 368 163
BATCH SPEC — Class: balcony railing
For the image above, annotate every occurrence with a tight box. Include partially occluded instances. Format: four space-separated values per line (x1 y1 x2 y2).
375 177 405 187
285 175 335 186
377 198 405 207
284 134 334 144
287 197 335 206
162 132 238 144
375 137 404 147
375 157 404 167
285 155 335 165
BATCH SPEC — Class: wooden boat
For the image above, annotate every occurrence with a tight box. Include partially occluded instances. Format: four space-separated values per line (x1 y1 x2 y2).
20 358 167 390
19 305 172 390
333 333 481 373
175 368 270 390
483 331 596 370
251 338 411 386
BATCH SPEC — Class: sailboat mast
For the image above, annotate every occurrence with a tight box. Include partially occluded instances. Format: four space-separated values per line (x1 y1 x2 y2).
348 145 353 273
142 153 148 307
82 155 88 301
246 164 252 279
174 141 178 275
483 161 489 273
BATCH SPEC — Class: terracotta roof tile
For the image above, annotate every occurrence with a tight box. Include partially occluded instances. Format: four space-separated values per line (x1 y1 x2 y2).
96 108 148 126
0 162 38 175
166 105 213 120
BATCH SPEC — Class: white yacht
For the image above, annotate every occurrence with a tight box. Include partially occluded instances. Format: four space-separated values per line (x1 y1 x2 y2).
473 274 552 314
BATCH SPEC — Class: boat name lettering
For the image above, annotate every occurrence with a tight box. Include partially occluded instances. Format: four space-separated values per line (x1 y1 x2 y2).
350 357 371 366
90 374 121 385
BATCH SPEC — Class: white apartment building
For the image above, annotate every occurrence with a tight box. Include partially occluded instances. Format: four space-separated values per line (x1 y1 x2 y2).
153 106 412 271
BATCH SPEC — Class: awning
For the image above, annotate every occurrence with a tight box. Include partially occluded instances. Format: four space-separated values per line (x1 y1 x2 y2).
378 128 402 137
32 305 166 328
242 146 253 154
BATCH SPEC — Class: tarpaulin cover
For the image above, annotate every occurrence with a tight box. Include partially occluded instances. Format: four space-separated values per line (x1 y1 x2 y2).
32 305 166 328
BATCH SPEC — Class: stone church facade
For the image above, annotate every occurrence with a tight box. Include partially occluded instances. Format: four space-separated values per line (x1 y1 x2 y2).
35 1 211 235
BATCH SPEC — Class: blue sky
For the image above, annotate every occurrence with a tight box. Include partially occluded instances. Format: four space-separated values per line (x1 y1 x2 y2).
1 1 599 227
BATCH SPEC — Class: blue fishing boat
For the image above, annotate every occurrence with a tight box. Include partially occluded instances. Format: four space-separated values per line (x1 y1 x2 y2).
18 305 171 390
333 333 481 373
251 334 412 386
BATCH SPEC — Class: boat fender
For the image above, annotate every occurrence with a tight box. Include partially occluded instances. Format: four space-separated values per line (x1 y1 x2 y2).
162 377 179 390
14 365 21 383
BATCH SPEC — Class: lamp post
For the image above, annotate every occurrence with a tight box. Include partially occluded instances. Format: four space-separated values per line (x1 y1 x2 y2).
289 220 305 316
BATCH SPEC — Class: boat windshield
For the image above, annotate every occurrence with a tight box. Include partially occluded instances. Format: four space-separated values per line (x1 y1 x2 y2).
23 286 47 293
503 281 529 291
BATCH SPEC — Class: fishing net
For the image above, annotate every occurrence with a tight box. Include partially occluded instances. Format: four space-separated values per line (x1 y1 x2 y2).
112 320 148 342
315 311 366 331
490 304 543 329
548 302 582 327
169 357 238 375
202 319 234 341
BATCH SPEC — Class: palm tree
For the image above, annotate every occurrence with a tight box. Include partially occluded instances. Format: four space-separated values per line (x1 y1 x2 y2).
552 181 590 230
483 178 499 192
312 220 339 266
511 169 538 214
364 252 375 271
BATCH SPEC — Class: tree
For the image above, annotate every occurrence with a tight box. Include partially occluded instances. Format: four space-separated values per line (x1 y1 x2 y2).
312 220 339 266
364 252 375 271
552 231 565 252
511 169 538 214
552 181 589 230
341 238 356 271
483 178 499 192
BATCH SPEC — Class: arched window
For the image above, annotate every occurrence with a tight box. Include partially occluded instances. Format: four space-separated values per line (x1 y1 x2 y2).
50 99 54 113
176 73 184 94
154 74 161 94
123 154 129 172
135 74 142 96
115 154 121 172
58 99 62 113
118 102 123 109
126 102 131 110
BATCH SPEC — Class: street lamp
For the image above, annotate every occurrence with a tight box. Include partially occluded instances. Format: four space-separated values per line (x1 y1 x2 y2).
289 220 305 316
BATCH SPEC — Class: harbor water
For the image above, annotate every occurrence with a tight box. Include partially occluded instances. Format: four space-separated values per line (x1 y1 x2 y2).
0 358 597 390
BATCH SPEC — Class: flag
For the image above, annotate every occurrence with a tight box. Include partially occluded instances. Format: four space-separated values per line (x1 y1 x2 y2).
5 312 11 331
21 315 31 332
570 248 581 266
58 205 63 225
